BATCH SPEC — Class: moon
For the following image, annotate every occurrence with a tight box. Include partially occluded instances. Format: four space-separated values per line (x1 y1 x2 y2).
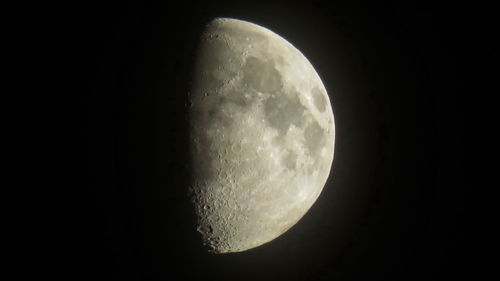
188 18 335 253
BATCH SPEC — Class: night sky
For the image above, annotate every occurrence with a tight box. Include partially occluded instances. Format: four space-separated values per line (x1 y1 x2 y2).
20 1 495 280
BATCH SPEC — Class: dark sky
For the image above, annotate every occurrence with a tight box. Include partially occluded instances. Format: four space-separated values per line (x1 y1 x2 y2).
20 0 495 280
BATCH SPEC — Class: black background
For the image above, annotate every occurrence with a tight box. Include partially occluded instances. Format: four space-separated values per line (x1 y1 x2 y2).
20 0 496 280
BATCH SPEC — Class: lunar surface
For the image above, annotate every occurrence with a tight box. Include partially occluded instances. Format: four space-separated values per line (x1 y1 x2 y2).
188 18 335 253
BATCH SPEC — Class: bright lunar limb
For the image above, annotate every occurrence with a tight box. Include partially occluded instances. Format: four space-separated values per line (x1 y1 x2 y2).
189 18 335 253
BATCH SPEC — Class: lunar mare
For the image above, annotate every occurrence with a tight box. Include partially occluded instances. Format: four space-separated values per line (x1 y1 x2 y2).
189 18 335 253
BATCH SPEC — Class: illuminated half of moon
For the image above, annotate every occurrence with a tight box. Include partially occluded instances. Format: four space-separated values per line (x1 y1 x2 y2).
188 17 335 253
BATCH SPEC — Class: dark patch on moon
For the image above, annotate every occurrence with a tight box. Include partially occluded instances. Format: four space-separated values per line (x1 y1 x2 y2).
311 87 327 112
283 150 298 170
243 56 282 93
263 89 306 135
303 120 326 156
207 108 217 120
207 105 233 128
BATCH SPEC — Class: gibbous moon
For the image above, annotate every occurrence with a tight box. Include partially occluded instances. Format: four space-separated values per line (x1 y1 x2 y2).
189 18 335 253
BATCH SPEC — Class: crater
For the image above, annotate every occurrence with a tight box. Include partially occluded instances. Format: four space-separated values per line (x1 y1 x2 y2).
243 56 282 93
263 89 306 135
311 87 327 112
